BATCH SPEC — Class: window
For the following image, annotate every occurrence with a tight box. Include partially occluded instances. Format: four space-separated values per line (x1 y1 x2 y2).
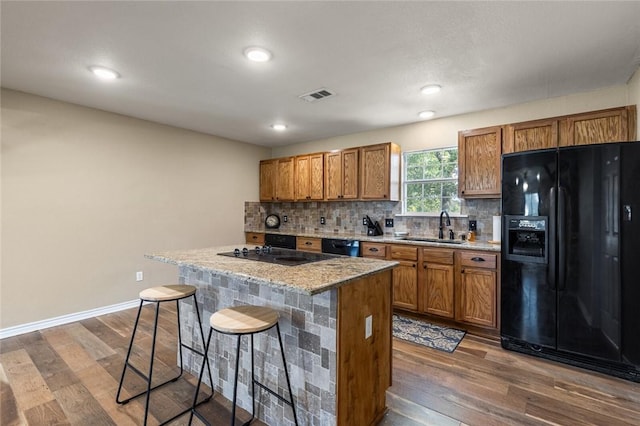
403 147 460 214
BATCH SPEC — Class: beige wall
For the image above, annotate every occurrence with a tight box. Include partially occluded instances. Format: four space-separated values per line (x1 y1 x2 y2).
273 71 640 157
1 89 270 328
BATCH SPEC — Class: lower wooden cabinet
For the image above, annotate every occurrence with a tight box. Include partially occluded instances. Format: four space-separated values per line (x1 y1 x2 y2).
353 241 500 332
389 245 418 311
456 251 498 328
421 248 455 319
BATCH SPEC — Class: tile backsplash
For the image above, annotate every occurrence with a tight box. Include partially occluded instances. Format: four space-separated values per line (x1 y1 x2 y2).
245 198 501 241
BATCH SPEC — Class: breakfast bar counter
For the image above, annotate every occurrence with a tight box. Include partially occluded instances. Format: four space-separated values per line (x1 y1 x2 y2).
146 245 397 426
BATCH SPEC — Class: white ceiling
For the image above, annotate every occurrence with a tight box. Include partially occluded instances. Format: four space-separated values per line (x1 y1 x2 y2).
2 1 640 147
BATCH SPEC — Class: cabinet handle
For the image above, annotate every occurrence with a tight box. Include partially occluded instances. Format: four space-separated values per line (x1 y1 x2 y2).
412 264 416 268
470 257 485 262
461 269 465 273
252 236 258 240
369 247 379 252
305 241 312 245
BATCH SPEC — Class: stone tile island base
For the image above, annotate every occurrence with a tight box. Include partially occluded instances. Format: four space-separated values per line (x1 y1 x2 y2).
176 265 392 426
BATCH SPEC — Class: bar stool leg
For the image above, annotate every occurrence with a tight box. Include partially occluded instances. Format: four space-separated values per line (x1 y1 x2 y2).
189 327 214 425
142 302 161 425
230 334 242 426
276 323 299 426
192 295 214 393
249 333 256 423
116 299 144 404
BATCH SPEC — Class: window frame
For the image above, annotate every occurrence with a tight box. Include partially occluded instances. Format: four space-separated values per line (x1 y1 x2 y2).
402 147 460 215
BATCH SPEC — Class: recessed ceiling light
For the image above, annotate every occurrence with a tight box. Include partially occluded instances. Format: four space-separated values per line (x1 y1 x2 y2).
271 123 287 131
418 111 436 119
420 84 441 95
244 47 272 62
89 66 120 80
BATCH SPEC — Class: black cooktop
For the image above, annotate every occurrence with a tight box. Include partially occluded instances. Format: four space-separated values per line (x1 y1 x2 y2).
218 247 337 266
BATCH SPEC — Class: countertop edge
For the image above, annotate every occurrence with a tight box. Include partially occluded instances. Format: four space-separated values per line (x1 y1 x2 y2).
245 229 501 252
145 251 399 296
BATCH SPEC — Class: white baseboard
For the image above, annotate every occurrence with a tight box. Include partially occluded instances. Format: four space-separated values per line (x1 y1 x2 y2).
0 299 141 340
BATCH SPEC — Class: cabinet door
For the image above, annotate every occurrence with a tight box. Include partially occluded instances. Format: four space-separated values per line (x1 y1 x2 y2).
309 153 324 200
458 126 502 198
360 143 390 200
422 262 455 318
325 151 343 200
295 153 324 201
294 155 310 200
342 148 359 199
560 106 636 147
276 157 295 201
392 260 418 311
459 267 496 327
259 159 277 201
504 119 558 154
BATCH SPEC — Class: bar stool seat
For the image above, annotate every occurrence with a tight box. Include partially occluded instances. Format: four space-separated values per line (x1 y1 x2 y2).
191 305 298 426
209 305 278 334
116 284 213 425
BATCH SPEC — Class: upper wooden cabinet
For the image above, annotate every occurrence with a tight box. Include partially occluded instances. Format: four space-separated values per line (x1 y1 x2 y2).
295 153 324 201
325 148 359 200
360 143 401 201
560 105 637 147
259 157 295 202
503 118 559 154
458 126 502 198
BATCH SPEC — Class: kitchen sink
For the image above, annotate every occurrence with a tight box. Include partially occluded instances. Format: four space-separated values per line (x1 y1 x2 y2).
402 237 464 244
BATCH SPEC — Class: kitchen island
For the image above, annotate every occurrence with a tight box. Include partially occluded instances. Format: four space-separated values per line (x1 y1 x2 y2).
146 246 397 426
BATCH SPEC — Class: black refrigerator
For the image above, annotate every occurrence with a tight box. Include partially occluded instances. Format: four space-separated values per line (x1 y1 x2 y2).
501 141 640 382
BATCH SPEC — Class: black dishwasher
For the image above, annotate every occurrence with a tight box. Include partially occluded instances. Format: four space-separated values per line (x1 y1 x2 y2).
265 234 296 249
321 238 360 257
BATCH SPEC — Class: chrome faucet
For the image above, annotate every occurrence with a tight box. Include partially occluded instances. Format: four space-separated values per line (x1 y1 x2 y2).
438 210 451 239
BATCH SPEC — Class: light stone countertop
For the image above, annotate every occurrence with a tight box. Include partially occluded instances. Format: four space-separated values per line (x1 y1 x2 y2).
247 229 501 252
146 245 398 295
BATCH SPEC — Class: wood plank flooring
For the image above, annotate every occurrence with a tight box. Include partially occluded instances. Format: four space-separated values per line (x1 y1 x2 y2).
2 305 639 425
1 304 260 426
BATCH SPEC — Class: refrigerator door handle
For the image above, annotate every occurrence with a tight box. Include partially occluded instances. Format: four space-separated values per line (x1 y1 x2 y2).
558 187 567 291
548 187 557 290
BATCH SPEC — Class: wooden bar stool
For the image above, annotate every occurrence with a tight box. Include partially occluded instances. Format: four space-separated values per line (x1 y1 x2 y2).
190 305 298 426
116 284 214 425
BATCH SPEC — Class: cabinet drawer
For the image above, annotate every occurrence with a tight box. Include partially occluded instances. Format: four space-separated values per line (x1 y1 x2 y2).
422 248 454 265
361 242 387 258
460 251 497 269
390 245 418 261
296 237 322 252
245 232 265 245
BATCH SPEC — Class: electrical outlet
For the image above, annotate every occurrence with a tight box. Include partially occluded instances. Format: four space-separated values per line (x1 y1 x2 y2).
283 215 288 223
136 271 143 281
363 217 368 226
385 218 394 227
365 315 373 339
320 216 326 225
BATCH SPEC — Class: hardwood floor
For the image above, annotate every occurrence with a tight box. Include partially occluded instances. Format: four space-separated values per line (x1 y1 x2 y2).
2 305 639 425
0 304 261 426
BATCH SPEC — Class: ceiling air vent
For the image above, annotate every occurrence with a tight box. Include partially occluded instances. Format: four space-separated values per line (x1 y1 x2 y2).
298 88 336 103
